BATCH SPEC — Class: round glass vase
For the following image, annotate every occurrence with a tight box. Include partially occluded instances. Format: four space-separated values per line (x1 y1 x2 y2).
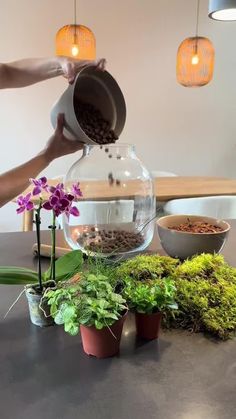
62 144 155 258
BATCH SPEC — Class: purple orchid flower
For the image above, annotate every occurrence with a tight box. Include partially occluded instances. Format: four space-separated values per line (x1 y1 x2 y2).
69 206 80 217
71 183 83 198
30 176 48 196
16 178 82 220
42 183 80 219
16 193 34 214
49 183 82 199
48 183 64 194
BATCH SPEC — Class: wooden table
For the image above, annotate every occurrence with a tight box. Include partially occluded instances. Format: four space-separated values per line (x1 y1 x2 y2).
0 226 236 419
16 176 236 231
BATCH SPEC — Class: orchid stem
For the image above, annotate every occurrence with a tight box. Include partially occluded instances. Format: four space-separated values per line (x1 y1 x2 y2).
49 212 56 282
35 210 43 292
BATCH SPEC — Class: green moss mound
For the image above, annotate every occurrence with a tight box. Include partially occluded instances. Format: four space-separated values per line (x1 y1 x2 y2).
115 254 179 281
116 253 236 340
169 254 236 339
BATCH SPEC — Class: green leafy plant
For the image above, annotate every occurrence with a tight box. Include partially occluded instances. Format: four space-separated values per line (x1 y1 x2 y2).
45 273 127 336
115 254 178 314
84 253 118 280
167 253 236 339
123 277 177 314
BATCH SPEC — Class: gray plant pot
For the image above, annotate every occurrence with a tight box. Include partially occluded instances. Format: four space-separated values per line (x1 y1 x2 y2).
25 282 55 327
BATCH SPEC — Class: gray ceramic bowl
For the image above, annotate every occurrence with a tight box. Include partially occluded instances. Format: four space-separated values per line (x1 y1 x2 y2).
157 214 230 259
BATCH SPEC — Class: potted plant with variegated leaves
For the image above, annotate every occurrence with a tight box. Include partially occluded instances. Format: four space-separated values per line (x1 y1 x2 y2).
45 271 128 358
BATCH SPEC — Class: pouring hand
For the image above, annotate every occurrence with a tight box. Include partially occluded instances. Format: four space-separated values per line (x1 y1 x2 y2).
58 57 107 84
43 113 83 162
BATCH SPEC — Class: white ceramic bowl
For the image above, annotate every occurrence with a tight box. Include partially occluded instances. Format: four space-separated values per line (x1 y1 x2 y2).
50 66 126 144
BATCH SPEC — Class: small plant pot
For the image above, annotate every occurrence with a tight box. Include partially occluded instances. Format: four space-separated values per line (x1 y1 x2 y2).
135 311 162 340
80 312 127 358
25 281 55 327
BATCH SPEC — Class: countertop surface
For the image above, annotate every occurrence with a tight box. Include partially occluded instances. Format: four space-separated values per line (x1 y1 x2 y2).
0 228 236 419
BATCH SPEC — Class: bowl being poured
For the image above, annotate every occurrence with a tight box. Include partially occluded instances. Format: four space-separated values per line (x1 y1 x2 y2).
50 65 126 145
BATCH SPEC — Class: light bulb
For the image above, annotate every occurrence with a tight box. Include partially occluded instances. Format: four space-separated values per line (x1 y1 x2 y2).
71 44 79 57
191 54 199 65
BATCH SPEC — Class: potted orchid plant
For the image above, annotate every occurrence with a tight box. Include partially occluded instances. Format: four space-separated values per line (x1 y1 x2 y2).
1 176 84 327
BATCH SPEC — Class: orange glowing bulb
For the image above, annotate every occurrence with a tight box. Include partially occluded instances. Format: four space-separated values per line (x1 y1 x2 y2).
191 54 199 65
71 44 79 57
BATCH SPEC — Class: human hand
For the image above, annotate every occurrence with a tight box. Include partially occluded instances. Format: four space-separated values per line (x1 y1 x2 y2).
57 57 106 83
43 113 83 162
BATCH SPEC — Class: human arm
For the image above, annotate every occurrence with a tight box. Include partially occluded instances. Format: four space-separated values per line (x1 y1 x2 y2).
0 57 106 88
0 114 83 207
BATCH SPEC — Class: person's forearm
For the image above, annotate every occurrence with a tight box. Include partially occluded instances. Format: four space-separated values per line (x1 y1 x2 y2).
0 150 52 207
0 58 62 88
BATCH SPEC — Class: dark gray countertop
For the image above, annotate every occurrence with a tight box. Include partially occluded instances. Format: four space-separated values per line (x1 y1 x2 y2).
0 229 236 419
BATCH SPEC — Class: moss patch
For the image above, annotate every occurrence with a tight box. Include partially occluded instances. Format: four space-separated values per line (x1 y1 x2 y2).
116 253 236 340
115 254 179 281
170 254 236 339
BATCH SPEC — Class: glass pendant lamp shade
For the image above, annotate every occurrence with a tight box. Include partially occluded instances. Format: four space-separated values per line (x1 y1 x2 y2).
209 0 236 20
176 37 215 87
56 24 96 59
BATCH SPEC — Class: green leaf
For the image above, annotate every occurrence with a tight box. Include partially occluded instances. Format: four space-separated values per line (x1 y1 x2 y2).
95 320 104 329
79 315 92 325
62 305 76 322
0 267 38 284
50 303 58 318
168 303 178 310
64 322 79 336
105 313 118 320
44 250 83 282
0 266 37 272
54 311 64 325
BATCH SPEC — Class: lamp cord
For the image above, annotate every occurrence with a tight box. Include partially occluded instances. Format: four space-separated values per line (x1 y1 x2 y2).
74 0 77 26
195 0 200 38
194 0 200 53
73 0 77 42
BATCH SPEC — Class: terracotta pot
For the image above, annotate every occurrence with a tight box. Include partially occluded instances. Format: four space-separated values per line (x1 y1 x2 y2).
135 311 162 340
80 312 127 358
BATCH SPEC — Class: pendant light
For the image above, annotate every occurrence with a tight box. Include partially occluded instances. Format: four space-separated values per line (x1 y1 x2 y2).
176 0 215 87
209 0 236 20
55 0 96 59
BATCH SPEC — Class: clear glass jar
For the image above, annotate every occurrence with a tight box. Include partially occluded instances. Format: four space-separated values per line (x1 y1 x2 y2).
63 144 155 257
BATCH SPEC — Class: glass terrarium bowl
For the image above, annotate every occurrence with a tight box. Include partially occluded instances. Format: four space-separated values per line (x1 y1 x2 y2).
62 144 155 258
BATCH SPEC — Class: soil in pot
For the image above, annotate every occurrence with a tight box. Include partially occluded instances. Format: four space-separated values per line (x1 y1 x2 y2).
135 311 162 340
80 312 127 358
25 281 55 327
81 229 144 254
75 100 118 145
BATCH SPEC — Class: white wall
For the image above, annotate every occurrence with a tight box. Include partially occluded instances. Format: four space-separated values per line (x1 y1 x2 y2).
0 0 236 231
